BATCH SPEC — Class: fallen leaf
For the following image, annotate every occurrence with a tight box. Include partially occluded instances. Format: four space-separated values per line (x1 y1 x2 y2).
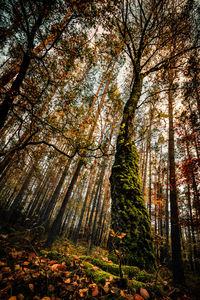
111 287 119 293
64 278 71 283
57 263 67 271
48 284 55 292
14 264 21 271
79 288 88 297
73 256 80 260
23 261 30 266
8 297 17 300
140 288 150 300
135 294 144 300
107 276 114 282
125 294 134 300
41 297 51 300
121 290 126 297
29 252 36 259
103 284 110 293
17 294 24 300
1 234 8 239
50 264 59 271
0 261 6 266
49 260 58 264
2 267 11 273
92 285 99 297
91 266 99 271
29 283 34 292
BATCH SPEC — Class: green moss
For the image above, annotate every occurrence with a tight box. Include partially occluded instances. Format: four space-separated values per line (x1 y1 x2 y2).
82 261 118 285
40 250 60 260
110 139 156 271
80 256 154 283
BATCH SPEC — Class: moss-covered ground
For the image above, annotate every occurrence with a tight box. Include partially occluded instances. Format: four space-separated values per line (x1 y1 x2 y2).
0 232 198 299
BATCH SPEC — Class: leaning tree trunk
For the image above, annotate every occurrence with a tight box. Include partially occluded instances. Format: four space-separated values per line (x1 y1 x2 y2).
110 72 155 271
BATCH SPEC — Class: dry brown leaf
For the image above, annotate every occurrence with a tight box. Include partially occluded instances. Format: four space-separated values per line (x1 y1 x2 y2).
48 284 55 292
65 271 71 276
0 261 6 266
23 261 29 266
140 288 150 300
8 297 17 300
28 252 36 259
17 294 24 300
32 296 40 300
78 288 88 297
49 260 58 264
50 264 59 271
64 278 71 283
107 276 114 282
28 283 34 292
103 284 110 293
120 290 126 297
1 267 11 273
125 294 134 300
92 285 99 297
91 266 99 271
57 263 67 271
1 234 8 239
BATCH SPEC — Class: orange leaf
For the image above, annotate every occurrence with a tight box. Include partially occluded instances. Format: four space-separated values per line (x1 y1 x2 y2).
103 284 109 293
92 285 99 297
120 290 125 297
57 263 67 271
78 288 88 297
49 260 58 264
135 294 144 300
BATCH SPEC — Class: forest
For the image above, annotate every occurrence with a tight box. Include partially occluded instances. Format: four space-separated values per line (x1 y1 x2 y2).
0 0 199 299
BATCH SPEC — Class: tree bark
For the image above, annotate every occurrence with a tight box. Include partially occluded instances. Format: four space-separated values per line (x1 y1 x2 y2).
168 70 185 283
110 72 155 270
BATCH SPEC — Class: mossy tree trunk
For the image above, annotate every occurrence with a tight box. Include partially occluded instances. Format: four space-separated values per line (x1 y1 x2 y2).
110 72 155 271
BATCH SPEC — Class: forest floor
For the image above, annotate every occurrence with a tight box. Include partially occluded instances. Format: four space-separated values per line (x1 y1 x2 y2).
0 226 199 300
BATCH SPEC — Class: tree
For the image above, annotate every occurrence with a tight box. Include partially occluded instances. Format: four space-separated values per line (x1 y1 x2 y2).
109 0 197 272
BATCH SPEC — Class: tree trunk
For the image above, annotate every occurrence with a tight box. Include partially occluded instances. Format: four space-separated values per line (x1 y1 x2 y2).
168 71 185 283
46 159 84 246
110 73 155 271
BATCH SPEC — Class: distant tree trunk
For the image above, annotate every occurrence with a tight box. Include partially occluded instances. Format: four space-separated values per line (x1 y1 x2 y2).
165 158 170 266
168 69 185 283
46 159 84 246
89 181 103 252
148 117 152 219
6 165 35 223
73 163 97 245
40 161 71 225
186 177 200 274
